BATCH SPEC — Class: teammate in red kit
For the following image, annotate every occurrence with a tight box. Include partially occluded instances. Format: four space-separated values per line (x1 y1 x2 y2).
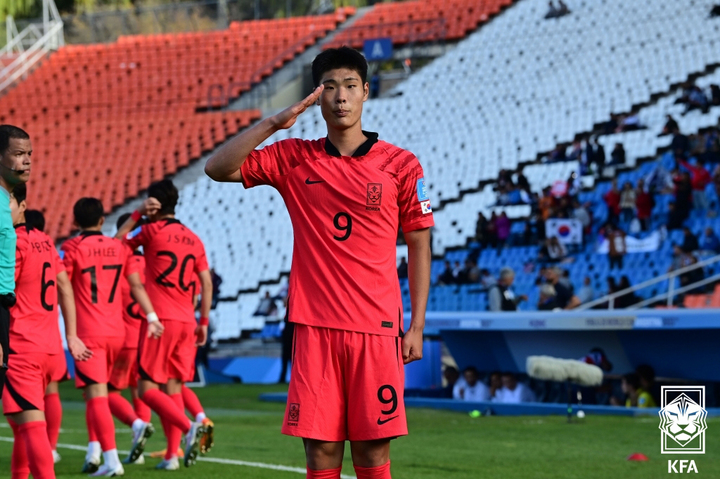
116 179 213 470
106 213 155 466
205 47 433 479
62 198 159 477
23 208 71 464
3 184 92 479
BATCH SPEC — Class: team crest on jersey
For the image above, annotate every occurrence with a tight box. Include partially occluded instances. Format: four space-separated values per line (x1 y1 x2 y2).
287 403 300 426
421 200 432 214
366 183 382 211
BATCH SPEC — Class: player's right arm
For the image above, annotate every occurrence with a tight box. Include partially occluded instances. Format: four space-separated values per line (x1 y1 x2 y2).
57 270 92 361
127 272 164 339
204 86 323 183
194 269 213 347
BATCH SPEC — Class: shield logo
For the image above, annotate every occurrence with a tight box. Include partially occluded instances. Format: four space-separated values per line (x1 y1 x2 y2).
288 403 300 423
367 183 382 206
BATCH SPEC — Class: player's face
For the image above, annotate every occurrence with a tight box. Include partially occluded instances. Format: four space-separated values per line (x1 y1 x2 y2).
318 68 369 132
0 138 32 185
9 196 25 226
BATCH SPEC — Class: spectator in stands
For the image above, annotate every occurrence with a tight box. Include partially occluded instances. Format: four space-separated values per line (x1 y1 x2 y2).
487 212 499 248
397 256 409 279
609 143 626 166
452 261 463 281
666 202 685 231
590 137 606 178
537 283 558 310
683 85 709 115
492 373 536 403
441 366 460 399
615 276 639 308
606 224 627 270
669 245 693 273
545 1 559 19
475 212 490 249
671 130 691 157
614 372 656 408
557 0 570 16
577 276 596 304
453 366 490 401
516 166 531 195
572 200 591 240
714 165 720 199
438 260 455 285
495 212 511 252
672 171 693 223
253 291 277 317
487 267 527 311
210 268 223 310
545 236 568 263
700 227 720 254
478 269 496 289
635 179 654 231
681 227 700 253
679 158 711 213
459 258 481 284
635 364 660 407
486 371 501 399
710 84 720 105
603 180 621 224
619 181 636 224
660 115 680 136
680 256 705 293
544 266 580 309
712 4 720 17
279 310 294 383
616 110 642 133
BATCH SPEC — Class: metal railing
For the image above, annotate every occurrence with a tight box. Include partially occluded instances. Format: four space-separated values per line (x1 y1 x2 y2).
576 253 720 310
0 0 64 94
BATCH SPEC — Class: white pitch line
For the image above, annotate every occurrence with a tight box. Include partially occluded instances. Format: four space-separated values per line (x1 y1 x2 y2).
0 436 355 478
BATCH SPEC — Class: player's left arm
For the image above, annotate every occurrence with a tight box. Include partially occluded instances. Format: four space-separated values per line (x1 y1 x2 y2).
195 269 213 347
56 271 92 361
403 227 431 364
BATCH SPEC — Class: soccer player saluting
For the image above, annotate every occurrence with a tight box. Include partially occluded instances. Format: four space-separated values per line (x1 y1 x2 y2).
62 198 159 477
116 179 213 470
107 213 155 465
205 47 433 479
3 184 92 479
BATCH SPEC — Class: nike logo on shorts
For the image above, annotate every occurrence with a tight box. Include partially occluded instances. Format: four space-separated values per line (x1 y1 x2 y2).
377 415 399 425
305 178 325 185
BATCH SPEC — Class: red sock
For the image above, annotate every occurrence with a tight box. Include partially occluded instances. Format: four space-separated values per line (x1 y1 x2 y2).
85 402 98 442
86 397 116 451
108 392 137 427
18 421 56 479
164 394 186 460
181 386 204 418
133 397 152 423
141 389 190 433
7 418 30 479
354 462 391 479
307 466 342 479
44 393 62 450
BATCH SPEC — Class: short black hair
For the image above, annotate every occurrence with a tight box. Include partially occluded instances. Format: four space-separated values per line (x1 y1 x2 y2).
0 125 30 155
623 372 641 390
635 364 655 383
147 179 178 216
11 183 27 204
116 212 144 231
311 47 368 87
463 366 479 376
73 197 104 229
25 209 45 232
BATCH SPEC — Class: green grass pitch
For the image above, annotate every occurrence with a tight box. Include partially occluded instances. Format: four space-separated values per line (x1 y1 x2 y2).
0 383 717 478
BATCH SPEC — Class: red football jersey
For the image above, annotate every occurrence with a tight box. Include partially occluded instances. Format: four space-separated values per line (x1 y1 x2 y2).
240 132 434 336
9 225 64 355
62 232 131 339
124 219 209 323
120 250 145 349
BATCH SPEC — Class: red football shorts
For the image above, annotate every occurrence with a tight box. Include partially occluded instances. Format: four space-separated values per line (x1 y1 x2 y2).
109 347 139 391
48 352 70 383
282 324 408 442
74 336 124 389
2 352 64 414
138 319 196 385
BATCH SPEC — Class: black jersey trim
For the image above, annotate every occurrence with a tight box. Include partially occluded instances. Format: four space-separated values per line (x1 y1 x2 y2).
324 131 379 158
